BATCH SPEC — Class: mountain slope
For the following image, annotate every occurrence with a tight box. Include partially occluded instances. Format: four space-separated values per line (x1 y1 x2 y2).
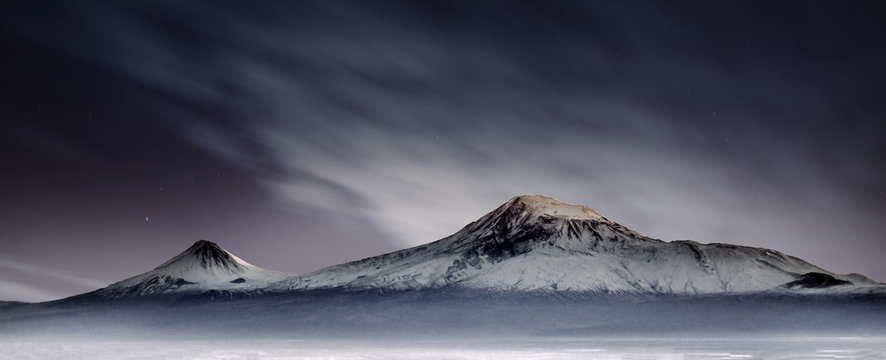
277 195 875 294
94 240 291 298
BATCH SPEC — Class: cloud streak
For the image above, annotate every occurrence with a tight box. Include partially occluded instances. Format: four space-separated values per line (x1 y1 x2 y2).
0 257 108 302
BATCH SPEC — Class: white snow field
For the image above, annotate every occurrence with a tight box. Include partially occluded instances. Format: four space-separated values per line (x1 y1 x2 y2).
1 337 884 360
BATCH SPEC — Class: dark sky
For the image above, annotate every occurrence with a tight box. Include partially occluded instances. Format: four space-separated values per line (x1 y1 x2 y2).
1 1 885 302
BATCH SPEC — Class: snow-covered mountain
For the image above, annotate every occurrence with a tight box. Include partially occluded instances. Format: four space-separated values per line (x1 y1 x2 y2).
6 198 882 340
95 240 290 298
86 195 877 299
277 195 876 294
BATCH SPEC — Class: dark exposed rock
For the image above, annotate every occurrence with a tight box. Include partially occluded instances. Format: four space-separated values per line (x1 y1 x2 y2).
784 272 852 289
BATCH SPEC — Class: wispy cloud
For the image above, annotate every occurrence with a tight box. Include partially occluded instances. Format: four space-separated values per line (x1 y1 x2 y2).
2 1 883 280
0 257 108 302
0 279 65 303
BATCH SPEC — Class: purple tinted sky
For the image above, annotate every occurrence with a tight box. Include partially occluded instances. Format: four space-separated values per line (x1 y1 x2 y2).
1 1 885 302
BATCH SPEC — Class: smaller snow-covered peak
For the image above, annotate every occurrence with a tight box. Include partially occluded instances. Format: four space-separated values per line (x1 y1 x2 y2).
156 239 247 273
189 239 222 250
96 240 291 298
181 239 228 259
505 195 608 222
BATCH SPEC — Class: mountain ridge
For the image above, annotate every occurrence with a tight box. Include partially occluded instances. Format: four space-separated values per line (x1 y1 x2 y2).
276 195 877 294
83 195 880 299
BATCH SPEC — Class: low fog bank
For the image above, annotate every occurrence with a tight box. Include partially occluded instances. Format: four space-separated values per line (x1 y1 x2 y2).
1 290 885 341
2 336 885 360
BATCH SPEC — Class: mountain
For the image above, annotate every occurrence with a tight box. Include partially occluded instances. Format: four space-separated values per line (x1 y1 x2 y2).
4 196 885 339
86 195 878 299
277 195 876 294
94 240 290 298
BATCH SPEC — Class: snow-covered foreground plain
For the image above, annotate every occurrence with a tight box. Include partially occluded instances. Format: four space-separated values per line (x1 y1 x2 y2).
2 337 884 360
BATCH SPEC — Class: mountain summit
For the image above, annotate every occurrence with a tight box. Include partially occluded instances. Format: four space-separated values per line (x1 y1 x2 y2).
280 195 873 294
460 195 645 254
486 195 611 222
95 240 290 298
156 240 247 274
